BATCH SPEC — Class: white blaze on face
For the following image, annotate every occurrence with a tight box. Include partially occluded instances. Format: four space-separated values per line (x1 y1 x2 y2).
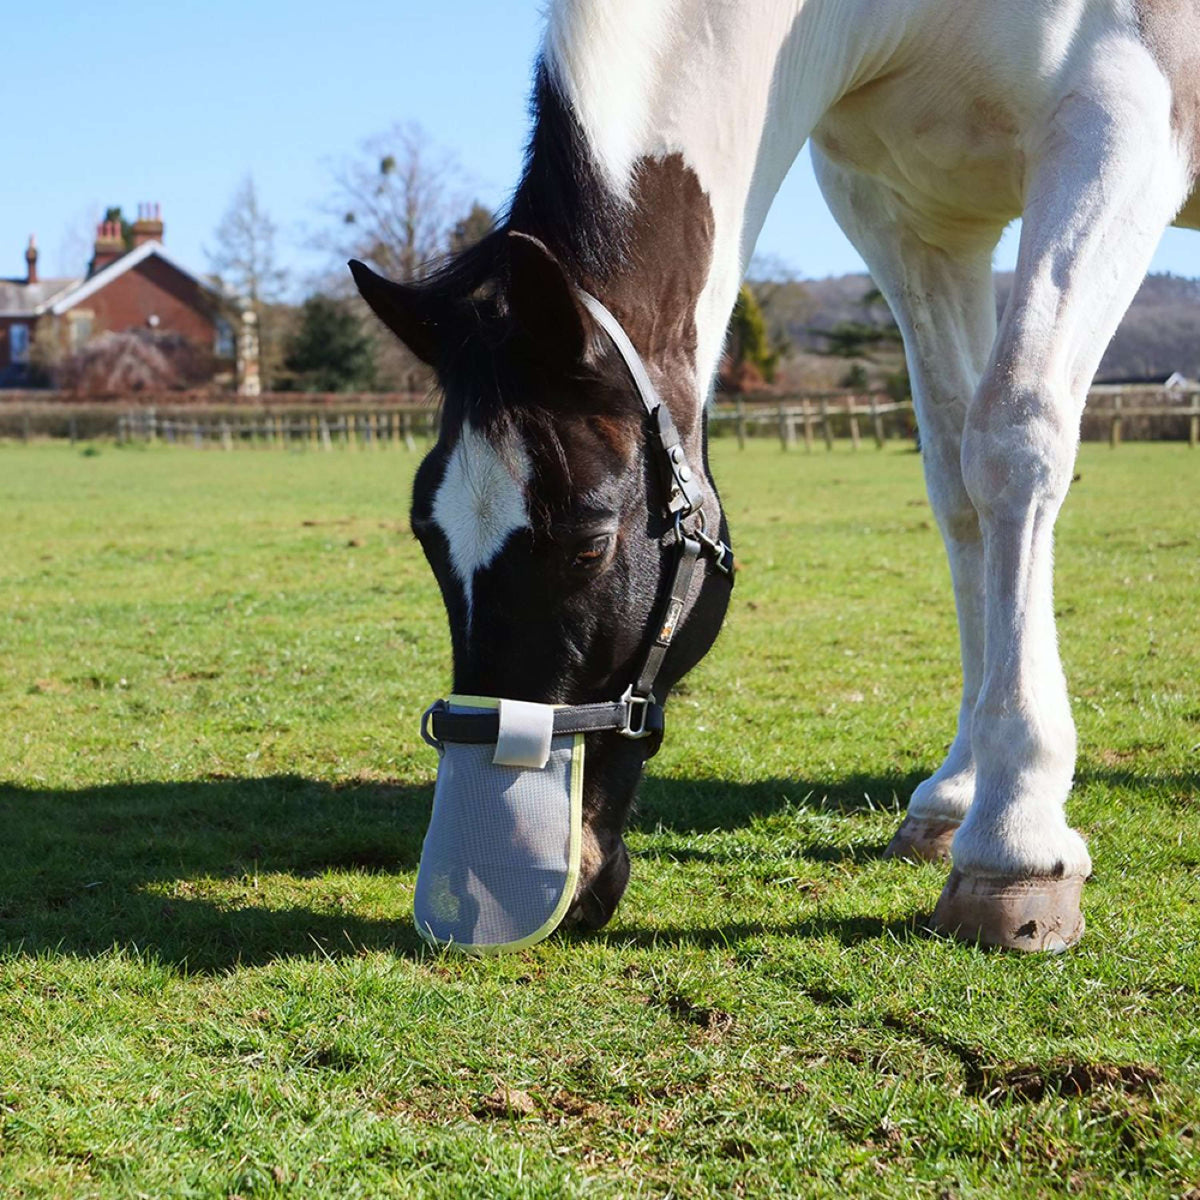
431 421 532 624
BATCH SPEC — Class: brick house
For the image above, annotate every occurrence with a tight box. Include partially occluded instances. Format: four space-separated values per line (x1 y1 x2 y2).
0 206 258 393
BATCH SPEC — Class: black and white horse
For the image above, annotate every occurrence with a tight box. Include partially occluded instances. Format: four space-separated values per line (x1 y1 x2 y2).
353 0 1200 950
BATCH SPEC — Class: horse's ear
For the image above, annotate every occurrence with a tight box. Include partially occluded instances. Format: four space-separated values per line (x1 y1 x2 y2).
349 260 451 367
506 231 589 366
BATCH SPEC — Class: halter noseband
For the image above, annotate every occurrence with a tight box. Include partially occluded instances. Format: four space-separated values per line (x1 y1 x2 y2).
422 289 734 756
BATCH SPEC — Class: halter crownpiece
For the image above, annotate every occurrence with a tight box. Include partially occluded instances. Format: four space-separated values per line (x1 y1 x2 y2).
414 289 734 952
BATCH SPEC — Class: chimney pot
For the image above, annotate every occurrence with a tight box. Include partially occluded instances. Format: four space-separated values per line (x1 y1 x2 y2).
25 234 38 286
131 201 165 249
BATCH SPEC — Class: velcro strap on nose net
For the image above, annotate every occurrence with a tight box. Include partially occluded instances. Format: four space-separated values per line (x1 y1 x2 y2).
494 699 555 769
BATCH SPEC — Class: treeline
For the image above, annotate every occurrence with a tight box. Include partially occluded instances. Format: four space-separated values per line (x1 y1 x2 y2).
60 111 1197 396
741 270 1200 393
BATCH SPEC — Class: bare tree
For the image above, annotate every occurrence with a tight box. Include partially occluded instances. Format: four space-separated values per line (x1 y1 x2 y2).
326 123 467 282
55 204 102 278
321 124 474 391
207 176 289 387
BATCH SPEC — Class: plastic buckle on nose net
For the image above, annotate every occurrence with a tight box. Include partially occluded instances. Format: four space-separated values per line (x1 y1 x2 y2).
420 700 446 749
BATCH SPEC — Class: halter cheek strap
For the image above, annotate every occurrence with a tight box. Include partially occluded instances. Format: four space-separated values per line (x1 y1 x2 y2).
424 289 734 756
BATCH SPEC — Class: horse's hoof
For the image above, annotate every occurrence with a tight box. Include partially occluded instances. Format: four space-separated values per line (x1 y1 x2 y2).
932 867 1086 952
884 815 959 863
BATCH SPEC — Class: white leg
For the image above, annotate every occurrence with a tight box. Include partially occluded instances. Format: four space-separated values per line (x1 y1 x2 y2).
812 145 1001 859
935 51 1192 949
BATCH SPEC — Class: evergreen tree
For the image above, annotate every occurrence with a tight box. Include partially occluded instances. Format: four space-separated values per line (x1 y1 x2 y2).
728 284 779 383
448 203 495 254
282 295 376 392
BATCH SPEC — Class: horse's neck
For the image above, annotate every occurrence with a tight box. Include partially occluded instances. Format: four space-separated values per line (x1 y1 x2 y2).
543 0 883 415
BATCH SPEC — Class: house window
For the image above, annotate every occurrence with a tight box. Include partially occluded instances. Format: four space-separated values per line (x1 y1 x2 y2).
9 323 29 364
215 318 236 359
69 313 93 352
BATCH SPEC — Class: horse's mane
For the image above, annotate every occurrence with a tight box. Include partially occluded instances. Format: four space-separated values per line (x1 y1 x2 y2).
415 60 628 306
412 58 633 441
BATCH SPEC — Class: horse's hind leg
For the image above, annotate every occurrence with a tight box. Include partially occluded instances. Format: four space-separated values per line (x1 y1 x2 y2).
935 49 1191 949
812 145 1001 861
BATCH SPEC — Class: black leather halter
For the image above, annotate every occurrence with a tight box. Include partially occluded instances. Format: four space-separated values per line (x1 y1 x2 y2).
422 288 734 756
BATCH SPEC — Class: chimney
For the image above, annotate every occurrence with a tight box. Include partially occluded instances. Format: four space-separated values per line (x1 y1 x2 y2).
91 220 126 275
25 234 37 286
131 202 164 248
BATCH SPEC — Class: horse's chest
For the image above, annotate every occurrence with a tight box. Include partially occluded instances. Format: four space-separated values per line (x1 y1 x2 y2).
812 70 1028 226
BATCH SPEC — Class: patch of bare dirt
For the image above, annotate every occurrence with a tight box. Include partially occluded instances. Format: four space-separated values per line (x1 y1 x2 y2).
473 1086 537 1119
653 991 736 1033
978 1061 1161 1105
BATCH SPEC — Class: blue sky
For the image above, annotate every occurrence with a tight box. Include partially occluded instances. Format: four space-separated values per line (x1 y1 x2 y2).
6 0 1199 289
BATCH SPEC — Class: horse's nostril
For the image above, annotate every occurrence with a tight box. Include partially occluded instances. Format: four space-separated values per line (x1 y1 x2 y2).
567 889 613 931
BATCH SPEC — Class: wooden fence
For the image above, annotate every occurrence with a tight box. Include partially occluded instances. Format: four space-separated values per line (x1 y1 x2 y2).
0 386 1197 449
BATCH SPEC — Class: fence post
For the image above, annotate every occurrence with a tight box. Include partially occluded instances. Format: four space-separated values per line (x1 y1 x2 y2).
1110 395 1122 449
777 404 788 451
847 395 861 451
192 420 202 449
801 399 814 452
735 397 746 449
1190 397 1199 449
819 398 833 451
870 396 884 448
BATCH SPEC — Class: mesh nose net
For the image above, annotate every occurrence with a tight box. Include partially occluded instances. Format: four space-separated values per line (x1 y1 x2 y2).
414 697 583 953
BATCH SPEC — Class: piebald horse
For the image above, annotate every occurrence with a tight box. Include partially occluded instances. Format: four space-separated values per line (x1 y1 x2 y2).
353 0 1200 950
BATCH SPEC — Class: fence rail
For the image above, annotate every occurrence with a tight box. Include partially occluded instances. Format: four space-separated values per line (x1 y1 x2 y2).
0 387 1197 449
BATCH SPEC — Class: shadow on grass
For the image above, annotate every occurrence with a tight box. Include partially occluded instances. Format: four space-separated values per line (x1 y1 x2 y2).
630 769 927 832
0 761 1187 972
584 912 924 951
0 774 434 971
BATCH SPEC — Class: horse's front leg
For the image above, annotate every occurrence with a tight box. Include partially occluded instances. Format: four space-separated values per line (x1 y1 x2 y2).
812 145 1000 861
935 52 1191 949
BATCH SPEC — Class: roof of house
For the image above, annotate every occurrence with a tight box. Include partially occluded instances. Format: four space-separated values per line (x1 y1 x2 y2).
0 242 225 321
0 277 81 317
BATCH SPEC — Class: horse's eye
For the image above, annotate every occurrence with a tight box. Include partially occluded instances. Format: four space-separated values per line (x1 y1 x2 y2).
571 534 611 570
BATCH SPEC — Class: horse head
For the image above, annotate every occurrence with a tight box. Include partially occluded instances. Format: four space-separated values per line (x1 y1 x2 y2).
351 225 733 939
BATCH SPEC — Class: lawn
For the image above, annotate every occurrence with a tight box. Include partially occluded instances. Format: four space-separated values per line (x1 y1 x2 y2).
0 438 1197 1198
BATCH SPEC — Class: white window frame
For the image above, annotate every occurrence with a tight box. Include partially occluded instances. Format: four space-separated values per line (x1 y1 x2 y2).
69 311 94 353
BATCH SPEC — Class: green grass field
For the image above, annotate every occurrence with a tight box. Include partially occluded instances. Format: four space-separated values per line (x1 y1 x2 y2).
0 439 1197 1198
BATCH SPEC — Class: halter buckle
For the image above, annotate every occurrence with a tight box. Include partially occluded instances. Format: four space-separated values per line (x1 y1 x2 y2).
618 687 656 739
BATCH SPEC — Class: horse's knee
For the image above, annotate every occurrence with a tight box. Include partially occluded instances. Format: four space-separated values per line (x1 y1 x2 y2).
961 374 1078 520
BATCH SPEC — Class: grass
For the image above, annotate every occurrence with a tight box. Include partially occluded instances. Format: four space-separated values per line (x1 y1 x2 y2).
0 437 1197 1198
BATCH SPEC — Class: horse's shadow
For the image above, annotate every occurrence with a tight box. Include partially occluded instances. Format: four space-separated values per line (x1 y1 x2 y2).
0 761 1184 972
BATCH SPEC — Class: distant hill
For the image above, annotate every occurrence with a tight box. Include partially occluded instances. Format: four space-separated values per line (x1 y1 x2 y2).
777 271 1200 382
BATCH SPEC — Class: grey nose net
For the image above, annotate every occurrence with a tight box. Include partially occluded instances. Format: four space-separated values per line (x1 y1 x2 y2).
414 697 583 954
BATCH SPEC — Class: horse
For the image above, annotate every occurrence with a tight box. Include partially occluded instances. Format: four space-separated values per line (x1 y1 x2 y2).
351 0 1200 951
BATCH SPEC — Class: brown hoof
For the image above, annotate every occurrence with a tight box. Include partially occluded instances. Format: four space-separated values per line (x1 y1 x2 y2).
884 815 959 863
932 868 1086 952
